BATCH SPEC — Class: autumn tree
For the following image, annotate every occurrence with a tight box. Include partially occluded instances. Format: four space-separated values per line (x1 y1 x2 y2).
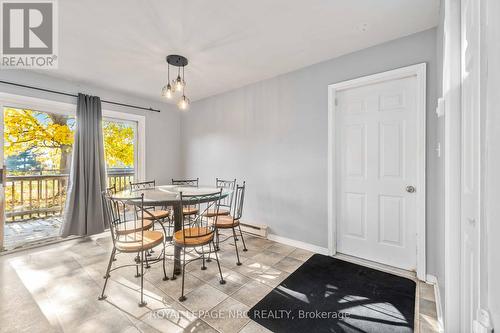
4 108 135 173
102 121 134 168
4 108 74 172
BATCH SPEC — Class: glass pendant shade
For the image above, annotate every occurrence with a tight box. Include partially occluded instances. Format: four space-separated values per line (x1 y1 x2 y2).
177 95 190 110
161 83 173 99
174 75 184 92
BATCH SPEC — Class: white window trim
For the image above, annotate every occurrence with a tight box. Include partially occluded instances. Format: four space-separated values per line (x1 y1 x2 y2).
0 92 146 181
327 63 427 281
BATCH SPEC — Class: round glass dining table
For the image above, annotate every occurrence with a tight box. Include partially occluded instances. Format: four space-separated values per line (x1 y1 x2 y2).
112 185 232 274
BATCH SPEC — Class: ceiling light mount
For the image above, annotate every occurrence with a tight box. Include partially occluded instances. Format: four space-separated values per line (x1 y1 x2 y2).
162 55 190 110
166 55 188 67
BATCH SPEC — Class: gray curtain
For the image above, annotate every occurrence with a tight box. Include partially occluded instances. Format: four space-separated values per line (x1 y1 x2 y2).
61 93 107 237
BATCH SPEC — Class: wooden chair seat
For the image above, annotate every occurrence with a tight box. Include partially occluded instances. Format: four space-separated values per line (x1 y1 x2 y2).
202 208 230 217
183 207 199 216
173 227 214 246
115 230 164 252
143 209 170 220
116 219 153 235
214 215 239 228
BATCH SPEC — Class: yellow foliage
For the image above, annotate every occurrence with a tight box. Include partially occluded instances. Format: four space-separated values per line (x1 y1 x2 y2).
103 121 134 168
4 108 135 170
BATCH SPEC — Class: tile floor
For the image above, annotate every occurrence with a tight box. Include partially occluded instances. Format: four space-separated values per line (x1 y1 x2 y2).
2 217 62 251
0 232 441 333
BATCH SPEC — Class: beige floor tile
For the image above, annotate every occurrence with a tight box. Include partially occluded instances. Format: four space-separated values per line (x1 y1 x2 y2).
189 261 222 282
184 319 220 333
146 271 204 301
238 320 273 333
229 259 271 279
181 283 229 312
243 237 274 250
249 251 286 267
287 248 314 262
204 297 250 333
231 280 272 308
65 308 139 333
274 256 303 273
206 268 251 295
266 243 295 256
253 267 290 288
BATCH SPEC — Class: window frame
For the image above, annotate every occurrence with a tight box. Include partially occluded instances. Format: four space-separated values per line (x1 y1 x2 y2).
0 92 146 182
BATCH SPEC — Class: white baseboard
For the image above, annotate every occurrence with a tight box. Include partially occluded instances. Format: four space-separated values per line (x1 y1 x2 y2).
426 274 444 332
267 234 329 255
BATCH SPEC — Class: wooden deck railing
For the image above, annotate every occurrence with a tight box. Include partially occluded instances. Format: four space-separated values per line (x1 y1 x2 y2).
5 169 134 221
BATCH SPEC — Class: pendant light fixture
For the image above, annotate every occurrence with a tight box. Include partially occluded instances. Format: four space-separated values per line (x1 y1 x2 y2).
161 55 190 110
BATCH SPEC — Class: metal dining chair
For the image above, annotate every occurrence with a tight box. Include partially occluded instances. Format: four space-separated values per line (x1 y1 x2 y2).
171 178 200 216
202 178 236 218
130 180 171 222
99 190 168 307
171 189 225 302
214 182 248 265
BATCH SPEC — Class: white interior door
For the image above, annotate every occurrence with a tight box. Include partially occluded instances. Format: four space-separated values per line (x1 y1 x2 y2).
335 74 420 271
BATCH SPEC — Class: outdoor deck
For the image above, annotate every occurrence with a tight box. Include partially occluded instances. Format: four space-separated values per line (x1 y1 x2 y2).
3 217 62 251
2 169 133 251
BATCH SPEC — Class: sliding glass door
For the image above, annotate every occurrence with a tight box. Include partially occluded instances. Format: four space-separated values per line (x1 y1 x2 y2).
0 94 144 251
2 107 74 250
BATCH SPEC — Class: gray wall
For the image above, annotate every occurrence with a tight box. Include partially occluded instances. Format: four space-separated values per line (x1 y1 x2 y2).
182 28 441 274
0 71 181 184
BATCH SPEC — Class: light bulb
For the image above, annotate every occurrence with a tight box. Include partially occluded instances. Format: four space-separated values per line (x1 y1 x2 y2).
174 75 184 92
161 83 173 99
177 95 189 110
165 84 173 99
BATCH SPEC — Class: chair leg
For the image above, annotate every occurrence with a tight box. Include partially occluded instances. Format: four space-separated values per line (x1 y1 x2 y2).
134 253 141 277
238 224 248 251
213 240 226 285
139 250 147 307
232 227 242 266
206 242 212 262
145 253 151 269
179 247 187 302
162 243 169 281
215 228 220 251
201 245 207 270
98 247 116 300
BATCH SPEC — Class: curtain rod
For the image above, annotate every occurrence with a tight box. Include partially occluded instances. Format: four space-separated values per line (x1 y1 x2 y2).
0 80 161 113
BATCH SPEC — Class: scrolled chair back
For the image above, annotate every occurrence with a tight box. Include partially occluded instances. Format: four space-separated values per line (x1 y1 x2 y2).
178 188 223 245
101 190 150 248
215 178 236 209
172 178 199 187
233 182 246 220
130 180 156 191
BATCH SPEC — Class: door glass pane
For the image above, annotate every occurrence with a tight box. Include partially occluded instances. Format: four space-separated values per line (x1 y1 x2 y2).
102 118 136 191
3 107 75 250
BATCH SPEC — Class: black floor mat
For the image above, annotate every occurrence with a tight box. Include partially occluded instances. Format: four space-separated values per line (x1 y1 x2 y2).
248 254 416 333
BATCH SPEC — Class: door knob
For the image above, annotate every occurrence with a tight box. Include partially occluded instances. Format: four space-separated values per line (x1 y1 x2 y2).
406 185 416 193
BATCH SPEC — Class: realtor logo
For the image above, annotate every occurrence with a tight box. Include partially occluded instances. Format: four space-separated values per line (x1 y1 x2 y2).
1 0 58 68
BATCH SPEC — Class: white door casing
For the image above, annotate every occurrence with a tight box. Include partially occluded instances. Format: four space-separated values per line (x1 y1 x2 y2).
328 64 426 280
460 0 481 330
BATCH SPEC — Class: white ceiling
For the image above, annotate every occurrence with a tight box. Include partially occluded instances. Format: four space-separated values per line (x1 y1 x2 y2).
47 0 439 103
